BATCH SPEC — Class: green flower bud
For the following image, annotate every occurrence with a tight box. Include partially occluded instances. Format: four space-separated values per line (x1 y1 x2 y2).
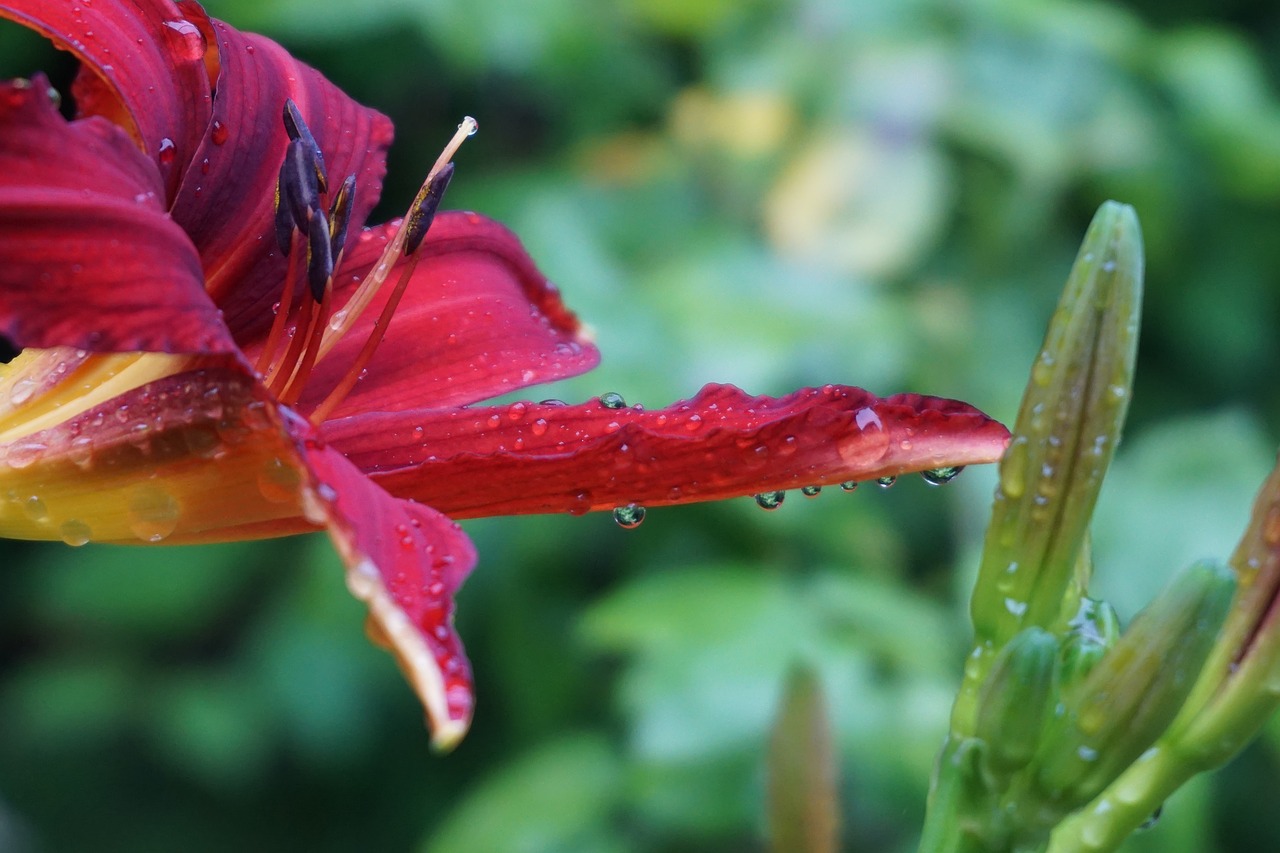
1031 560 1236 810
975 627 1061 779
1057 597 1121 689
971 202 1144 648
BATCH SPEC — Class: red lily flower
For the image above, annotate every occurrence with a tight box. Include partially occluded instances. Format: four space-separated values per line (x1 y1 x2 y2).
0 0 1010 748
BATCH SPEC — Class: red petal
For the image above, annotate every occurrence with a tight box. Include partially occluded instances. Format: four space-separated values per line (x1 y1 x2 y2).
0 80 235 354
173 16 393 345
0 0 215 201
320 384 1011 517
297 435 478 750
289 214 599 415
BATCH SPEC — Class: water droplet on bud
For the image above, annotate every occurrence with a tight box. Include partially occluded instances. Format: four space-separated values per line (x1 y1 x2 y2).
600 392 626 409
876 476 896 488
801 485 822 497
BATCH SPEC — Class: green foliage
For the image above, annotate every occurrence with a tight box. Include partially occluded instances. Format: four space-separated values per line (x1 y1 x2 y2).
4 0 1280 850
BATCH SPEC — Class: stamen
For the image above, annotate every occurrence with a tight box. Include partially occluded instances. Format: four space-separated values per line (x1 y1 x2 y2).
309 259 418 424
255 230 301 375
264 291 314 391
279 286 332 405
317 117 477 360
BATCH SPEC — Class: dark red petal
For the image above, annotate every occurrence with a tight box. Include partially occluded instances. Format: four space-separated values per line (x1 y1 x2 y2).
296 435 478 750
172 16 393 345
0 0 214 200
320 384 1011 518
288 213 599 415
0 81 235 354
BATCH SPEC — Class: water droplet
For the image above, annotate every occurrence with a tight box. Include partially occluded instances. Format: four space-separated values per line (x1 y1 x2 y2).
600 392 626 409
839 481 858 492
458 116 478 136
613 503 646 529
299 487 329 524
412 425 425 439
68 436 94 468
5 440 46 469
59 519 91 547
801 485 822 497
684 414 704 432
921 466 963 485
1138 804 1163 831
530 418 548 436
9 377 35 405
257 457 301 503
182 425 222 459
999 436 1029 499
157 136 176 165
1031 351 1056 386
855 407 883 431
162 18 206 61
754 491 785 510
876 476 896 488
23 495 47 520
210 119 228 145
128 487 180 542
506 402 528 421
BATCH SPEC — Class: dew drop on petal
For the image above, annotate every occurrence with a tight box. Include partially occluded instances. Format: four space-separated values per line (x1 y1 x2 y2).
921 466 963 485
59 519 91 547
8 377 35 406
754 491 785 510
210 119 229 145
839 481 858 492
157 136 176 165
530 418 548 436
161 18 206 61
801 485 822 497
128 487 180 542
5 440 46 469
876 476 896 488
258 457 301 503
613 503 646 529
299 487 329 525
600 392 626 409
23 495 47 520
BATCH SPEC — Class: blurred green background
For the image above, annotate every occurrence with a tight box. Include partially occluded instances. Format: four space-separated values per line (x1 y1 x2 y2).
3 0 1280 850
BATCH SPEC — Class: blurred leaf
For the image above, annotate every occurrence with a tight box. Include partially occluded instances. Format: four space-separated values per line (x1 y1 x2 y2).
1090 411 1275 619
422 734 624 853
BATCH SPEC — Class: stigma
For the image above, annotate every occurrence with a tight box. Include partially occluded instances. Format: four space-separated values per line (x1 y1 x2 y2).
255 102 477 424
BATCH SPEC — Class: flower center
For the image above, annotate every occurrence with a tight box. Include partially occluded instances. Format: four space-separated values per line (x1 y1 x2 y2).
254 101 477 424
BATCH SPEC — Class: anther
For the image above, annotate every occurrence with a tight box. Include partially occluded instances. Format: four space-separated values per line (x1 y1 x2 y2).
305 211 334 303
282 99 328 194
404 162 454 255
328 174 357 262
273 162 294 254
281 137 323 233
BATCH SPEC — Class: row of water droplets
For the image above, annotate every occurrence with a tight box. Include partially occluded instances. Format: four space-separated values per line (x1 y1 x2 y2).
602 381 965 528
610 468 963 528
